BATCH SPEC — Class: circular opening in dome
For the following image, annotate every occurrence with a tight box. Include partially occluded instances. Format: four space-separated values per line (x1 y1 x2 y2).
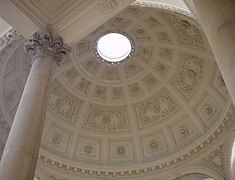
95 32 133 64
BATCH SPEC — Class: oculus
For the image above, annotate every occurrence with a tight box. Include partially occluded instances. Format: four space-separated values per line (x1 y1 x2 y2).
94 32 134 64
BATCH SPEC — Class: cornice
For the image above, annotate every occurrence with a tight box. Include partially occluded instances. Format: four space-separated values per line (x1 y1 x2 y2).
132 0 195 19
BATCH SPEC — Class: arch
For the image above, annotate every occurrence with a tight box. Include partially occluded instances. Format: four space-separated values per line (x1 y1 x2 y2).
224 123 235 180
167 165 225 180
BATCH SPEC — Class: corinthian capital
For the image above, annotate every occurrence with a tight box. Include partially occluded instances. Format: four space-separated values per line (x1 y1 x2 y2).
24 27 71 64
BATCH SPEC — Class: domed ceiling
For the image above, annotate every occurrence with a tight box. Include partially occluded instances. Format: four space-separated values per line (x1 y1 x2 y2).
0 4 232 178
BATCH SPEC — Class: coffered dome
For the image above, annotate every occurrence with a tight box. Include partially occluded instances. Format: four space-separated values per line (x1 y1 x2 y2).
0 4 232 179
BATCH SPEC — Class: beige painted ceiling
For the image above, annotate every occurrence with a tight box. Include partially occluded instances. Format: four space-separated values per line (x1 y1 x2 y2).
0 0 135 44
0 4 232 179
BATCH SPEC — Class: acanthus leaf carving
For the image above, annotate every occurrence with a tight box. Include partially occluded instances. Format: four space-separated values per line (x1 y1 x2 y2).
173 53 205 100
83 104 129 132
163 12 204 47
135 88 180 128
24 27 71 64
203 145 224 172
48 80 82 123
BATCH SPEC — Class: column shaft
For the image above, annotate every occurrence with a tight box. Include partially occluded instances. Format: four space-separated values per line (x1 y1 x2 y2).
185 0 235 103
0 55 54 180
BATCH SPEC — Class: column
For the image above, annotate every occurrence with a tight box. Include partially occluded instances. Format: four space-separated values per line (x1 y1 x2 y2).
0 28 70 180
184 0 235 103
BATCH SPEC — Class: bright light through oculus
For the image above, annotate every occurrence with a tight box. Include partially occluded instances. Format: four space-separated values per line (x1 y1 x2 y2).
97 33 132 63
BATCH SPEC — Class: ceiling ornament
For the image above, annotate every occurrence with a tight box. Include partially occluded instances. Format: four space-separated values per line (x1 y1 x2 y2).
48 80 82 123
134 88 180 128
0 29 19 51
82 104 129 132
172 53 205 100
24 27 71 64
98 0 119 14
163 12 204 48
37 105 234 177
132 0 194 19
0 4 233 179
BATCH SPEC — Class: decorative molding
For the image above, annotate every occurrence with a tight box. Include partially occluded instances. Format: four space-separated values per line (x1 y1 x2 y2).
203 145 224 172
163 12 204 47
134 88 180 128
38 105 234 177
98 0 119 14
24 27 71 64
0 5 233 180
82 104 130 132
0 29 19 51
48 80 82 123
172 53 205 100
132 1 194 19
74 136 101 162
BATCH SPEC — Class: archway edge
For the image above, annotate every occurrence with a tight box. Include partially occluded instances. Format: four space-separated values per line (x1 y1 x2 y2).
167 165 225 180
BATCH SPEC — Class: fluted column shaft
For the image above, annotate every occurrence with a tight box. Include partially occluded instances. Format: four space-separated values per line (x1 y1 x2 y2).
185 0 235 103
0 29 70 180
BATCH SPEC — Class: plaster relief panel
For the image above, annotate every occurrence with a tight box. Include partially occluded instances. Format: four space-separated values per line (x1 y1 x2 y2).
81 58 100 76
109 17 131 29
83 104 130 132
124 61 143 79
74 78 91 95
134 88 180 128
145 16 161 28
48 80 82 123
3 48 18 77
195 94 221 127
157 31 171 43
172 53 205 100
75 40 91 57
128 82 143 97
140 131 168 159
163 12 204 47
212 67 228 99
109 140 135 163
101 67 120 81
203 145 224 171
92 85 107 100
132 25 151 41
136 46 153 63
3 80 22 114
153 61 170 77
112 87 125 100
75 136 101 162
169 115 198 146
159 47 173 62
142 74 159 90
125 7 144 19
62 66 79 82
43 125 71 154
